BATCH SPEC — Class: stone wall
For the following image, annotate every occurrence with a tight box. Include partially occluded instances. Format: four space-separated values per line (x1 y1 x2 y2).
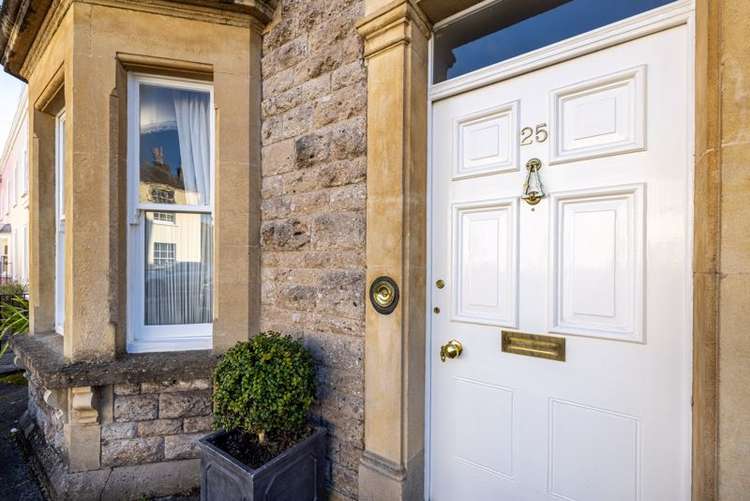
260 1 367 498
102 380 212 467
27 372 65 452
24 375 211 498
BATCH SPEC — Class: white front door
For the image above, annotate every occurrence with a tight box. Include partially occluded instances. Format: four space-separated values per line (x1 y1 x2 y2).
55 110 66 335
429 24 690 501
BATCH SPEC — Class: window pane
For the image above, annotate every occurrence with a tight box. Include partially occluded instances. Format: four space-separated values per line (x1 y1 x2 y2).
434 0 676 83
139 84 211 206
144 211 212 325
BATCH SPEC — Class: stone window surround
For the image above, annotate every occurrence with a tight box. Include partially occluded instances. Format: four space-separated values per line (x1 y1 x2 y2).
14 1 271 365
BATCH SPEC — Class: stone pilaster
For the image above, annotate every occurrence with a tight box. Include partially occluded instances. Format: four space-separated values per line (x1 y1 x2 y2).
65 386 102 472
356 2 430 500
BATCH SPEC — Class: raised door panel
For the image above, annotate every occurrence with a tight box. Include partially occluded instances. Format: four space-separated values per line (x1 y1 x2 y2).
549 185 644 342
454 101 519 179
452 199 518 327
550 66 646 164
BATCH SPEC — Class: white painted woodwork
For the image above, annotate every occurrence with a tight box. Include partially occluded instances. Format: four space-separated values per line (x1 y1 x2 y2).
125 74 214 353
454 101 519 179
452 199 518 327
429 25 690 501
550 66 646 164
54 111 65 335
549 185 644 342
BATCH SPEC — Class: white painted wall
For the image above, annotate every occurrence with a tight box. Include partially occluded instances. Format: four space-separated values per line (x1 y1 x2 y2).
0 89 30 285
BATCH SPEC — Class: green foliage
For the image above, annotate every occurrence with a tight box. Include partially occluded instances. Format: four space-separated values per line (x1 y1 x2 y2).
0 294 29 357
0 281 26 296
213 332 316 442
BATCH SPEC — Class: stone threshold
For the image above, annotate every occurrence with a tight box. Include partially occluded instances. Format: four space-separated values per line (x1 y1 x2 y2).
12 333 218 389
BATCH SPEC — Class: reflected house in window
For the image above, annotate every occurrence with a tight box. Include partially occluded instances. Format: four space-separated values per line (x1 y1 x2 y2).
138 84 213 328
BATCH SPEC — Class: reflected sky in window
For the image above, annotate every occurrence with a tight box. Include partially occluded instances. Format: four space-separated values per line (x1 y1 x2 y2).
434 0 676 83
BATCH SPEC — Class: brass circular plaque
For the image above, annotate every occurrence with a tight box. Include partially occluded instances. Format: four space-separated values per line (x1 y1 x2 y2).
369 276 399 314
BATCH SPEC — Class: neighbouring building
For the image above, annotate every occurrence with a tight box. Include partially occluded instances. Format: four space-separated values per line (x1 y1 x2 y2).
0 0 748 500
0 89 30 284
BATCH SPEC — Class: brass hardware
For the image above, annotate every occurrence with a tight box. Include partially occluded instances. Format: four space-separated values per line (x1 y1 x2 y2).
522 158 546 206
369 276 399 314
436 279 445 289
440 339 463 362
433 307 440 314
501 330 565 362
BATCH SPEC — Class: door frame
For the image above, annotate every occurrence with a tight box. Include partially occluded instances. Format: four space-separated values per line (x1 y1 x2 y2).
424 1 696 497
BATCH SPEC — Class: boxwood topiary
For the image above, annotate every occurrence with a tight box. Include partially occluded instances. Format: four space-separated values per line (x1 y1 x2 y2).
213 331 316 445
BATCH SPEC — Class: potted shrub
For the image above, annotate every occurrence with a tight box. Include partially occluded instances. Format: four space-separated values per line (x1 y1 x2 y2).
199 332 326 501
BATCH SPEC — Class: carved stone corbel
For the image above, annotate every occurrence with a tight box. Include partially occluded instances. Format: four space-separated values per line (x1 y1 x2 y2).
69 386 98 424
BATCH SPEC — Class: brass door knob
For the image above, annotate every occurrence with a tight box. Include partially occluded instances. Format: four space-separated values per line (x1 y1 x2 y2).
440 339 463 362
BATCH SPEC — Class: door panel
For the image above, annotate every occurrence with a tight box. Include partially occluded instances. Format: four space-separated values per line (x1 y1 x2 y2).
429 25 690 501
453 199 518 327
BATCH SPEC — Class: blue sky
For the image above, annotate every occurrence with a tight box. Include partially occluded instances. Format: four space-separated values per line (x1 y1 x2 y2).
0 66 26 151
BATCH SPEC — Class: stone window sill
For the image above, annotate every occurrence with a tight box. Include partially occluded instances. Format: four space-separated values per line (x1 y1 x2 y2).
12 332 218 389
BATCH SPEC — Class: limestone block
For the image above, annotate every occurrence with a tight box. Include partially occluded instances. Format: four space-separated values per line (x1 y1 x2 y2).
158 391 211 419
101 422 137 441
137 419 183 437
65 423 101 472
113 383 140 396
164 433 204 460
114 395 158 422
312 212 365 251
261 219 311 250
183 415 214 433
140 379 211 394
101 437 164 467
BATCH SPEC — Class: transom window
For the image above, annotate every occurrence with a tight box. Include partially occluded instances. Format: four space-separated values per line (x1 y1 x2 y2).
127 74 214 353
433 0 677 83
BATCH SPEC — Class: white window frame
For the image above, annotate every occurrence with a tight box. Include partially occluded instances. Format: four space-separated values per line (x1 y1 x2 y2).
54 110 66 335
126 73 215 353
153 241 176 267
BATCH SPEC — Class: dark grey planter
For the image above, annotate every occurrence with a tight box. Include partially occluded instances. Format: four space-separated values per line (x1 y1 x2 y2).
198 427 326 501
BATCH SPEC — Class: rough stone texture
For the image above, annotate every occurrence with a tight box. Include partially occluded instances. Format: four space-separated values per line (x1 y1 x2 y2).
183 415 213 433
26 373 65 453
141 379 211 394
261 1 367 498
159 391 212 419
101 437 164 467
12 333 218 390
164 433 203 460
137 419 183 437
101 422 137 441
114 395 159 422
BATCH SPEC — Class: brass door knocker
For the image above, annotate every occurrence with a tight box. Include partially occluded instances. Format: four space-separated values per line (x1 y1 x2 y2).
522 158 545 206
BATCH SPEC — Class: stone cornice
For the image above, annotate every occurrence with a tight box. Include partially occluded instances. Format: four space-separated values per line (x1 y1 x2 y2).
356 0 432 59
2 0 277 79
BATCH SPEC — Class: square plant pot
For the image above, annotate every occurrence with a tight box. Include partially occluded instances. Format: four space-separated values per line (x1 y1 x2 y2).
198 427 327 501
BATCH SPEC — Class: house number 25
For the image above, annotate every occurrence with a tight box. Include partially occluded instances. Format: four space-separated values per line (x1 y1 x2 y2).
520 123 549 145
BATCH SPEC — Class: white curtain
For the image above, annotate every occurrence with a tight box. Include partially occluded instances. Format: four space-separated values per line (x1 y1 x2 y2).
144 213 212 326
173 89 211 206
144 88 212 326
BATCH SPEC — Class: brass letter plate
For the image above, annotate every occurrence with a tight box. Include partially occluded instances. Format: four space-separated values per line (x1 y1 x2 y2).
501 330 565 362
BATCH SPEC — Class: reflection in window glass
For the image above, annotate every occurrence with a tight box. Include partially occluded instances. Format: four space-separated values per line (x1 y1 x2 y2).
139 84 211 206
144 211 213 325
433 0 676 83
